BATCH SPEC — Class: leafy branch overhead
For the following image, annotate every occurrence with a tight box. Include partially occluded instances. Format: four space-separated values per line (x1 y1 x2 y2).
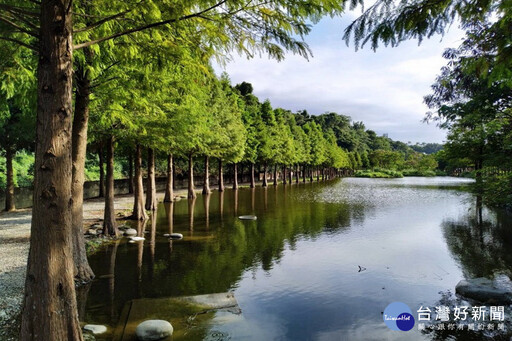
1 0 349 61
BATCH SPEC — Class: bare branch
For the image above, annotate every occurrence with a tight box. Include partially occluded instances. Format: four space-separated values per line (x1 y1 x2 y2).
74 0 227 50
0 36 38 52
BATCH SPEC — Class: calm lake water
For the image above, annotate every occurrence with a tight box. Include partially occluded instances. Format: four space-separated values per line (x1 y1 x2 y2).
82 177 512 341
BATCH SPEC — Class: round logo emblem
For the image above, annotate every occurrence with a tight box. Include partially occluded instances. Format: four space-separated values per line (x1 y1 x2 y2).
383 302 415 331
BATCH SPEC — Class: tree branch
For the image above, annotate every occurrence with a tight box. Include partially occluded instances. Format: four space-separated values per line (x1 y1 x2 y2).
74 11 130 33
0 4 39 17
0 14 39 38
0 36 38 52
74 0 227 50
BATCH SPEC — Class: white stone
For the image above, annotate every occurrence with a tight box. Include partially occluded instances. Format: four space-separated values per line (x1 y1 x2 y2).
169 233 183 240
124 228 137 236
84 324 107 335
135 320 173 341
129 236 145 241
238 215 257 220
86 229 97 236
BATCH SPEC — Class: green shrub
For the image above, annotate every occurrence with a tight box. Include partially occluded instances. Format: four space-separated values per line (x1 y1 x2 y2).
482 174 512 210
402 169 436 177
355 169 403 178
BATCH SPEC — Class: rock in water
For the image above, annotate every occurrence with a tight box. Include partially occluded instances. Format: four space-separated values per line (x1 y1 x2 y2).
129 236 145 241
83 324 107 335
135 320 173 341
169 233 183 240
238 215 257 220
455 276 512 304
86 229 97 236
124 228 137 236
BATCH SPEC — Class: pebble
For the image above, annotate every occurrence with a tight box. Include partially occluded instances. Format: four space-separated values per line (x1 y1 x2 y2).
124 228 137 236
83 324 107 335
238 215 257 220
135 320 173 341
169 233 183 240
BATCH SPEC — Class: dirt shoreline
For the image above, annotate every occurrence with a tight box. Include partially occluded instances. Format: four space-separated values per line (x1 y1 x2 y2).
0 186 196 340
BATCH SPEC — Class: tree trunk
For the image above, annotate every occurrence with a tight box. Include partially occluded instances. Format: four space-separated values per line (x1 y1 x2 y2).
203 156 211 194
283 166 287 185
302 165 306 183
21 1 83 338
295 165 300 184
71 66 94 284
5 148 15 211
218 159 224 192
262 162 268 187
163 154 173 202
145 148 157 211
233 163 239 189
98 144 105 197
317 167 320 181
273 165 278 186
250 163 256 188
103 136 118 237
289 166 293 184
131 144 148 220
128 152 134 194
188 154 196 199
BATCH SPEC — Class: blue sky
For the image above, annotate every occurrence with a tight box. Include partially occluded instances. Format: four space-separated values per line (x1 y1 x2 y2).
215 13 465 144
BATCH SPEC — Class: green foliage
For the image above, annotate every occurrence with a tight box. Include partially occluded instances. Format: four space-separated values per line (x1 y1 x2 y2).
401 169 437 177
355 169 403 178
424 24 512 206
0 150 34 189
369 149 404 169
482 174 512 209
409 143 444 154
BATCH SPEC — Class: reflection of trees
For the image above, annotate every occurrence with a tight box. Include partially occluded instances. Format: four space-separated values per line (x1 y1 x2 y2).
148 210 157 280
423 290 512 341
84 182 370 331
165 203 174 254
442 202 512 279
144 186 360 294
75 282 91 321
188 197 196 232
203 194 210 229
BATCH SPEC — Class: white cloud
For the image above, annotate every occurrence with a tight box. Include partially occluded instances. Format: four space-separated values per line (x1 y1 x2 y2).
215 17 464 143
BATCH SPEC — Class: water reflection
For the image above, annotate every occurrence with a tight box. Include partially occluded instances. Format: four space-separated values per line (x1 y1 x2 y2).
442 201 512 279
188 197 196 232
203 194 210 229
82 178 512 340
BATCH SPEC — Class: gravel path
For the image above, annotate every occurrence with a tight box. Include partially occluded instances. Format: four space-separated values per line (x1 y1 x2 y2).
0 188 191 340
0 209 31 340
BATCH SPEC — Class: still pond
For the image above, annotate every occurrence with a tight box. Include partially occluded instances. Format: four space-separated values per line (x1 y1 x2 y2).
82 177 512 340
